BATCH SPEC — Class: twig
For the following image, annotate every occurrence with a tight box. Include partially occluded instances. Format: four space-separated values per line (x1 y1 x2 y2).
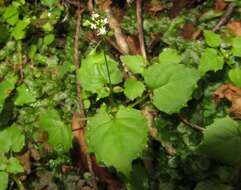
212 3 236 32
73 7 98 190
87 0 94 11
105 7 129 55
17 41 23 79
12 176 25 190
105 37 126 54
178 114 205 132
136 0 147 60
65 0 80 7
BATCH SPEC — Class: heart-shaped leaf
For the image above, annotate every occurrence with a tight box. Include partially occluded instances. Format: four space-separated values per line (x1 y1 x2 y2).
78 51 122 98
144 63 200 114
199 117 241 165
86 106 148 175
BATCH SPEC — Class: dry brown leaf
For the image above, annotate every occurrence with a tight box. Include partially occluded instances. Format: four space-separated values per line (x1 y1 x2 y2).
29 142 41 161
95 0 112 10
215 0 227 11
227 21 241 36
147 1 165 16
192 29 202 40
213 84 241 119
181 22 196 39
17 151 31 174
126 35 141 55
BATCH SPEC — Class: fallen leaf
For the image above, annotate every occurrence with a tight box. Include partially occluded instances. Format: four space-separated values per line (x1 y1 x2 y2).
227 21 241 36
96 0 112 10
214 0 227 11
126 35 141 55
213 84 241 119
169 0 203 18
28 142 41 161
17 151 31 174
147 1 165 16
169 0 189 18
181 22 196 39
192 29 202 40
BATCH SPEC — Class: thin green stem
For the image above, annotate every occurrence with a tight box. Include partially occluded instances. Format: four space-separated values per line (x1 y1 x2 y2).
128 93 149 108
103 51 114 106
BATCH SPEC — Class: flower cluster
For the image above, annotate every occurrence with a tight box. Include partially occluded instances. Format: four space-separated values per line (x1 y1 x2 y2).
83 12 108 36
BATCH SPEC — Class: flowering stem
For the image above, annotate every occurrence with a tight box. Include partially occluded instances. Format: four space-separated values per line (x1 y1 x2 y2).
103 51 114 106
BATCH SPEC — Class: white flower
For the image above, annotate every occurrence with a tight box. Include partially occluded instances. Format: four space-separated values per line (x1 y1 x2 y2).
90 23 97 29
48 12 51 17
92 12 100 19
103 18 108 24
97 27 107 36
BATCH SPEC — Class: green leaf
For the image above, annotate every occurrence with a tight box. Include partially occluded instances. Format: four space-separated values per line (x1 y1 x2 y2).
39 109 72 152
0 172 8 190
7 124 25 152
144 63 200 114
11 18 30 40
6 157 24 174
15 84 36 106
0 124 25 154
120 55 145 74
0 156 8 171
232 37 241 57
0 75 18 112
203 30 222 47
43 33 55 46
0 130 11 154
199 48 224 75
199 10 223 22
126 164 149 190
78 51 122 98
41 0 58 7
124 78 145 100
2 5 19 25
159 48 182 64
195 180 233 190
229 68 241 87
199 117 241 165
86 106 148 175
